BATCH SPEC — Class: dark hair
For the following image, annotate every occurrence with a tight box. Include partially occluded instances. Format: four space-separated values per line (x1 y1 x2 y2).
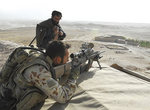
46 41 70 59
52 10 62 17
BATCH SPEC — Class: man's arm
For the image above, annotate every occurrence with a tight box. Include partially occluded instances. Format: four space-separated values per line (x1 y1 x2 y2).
23 65 77 103
57 25 66 40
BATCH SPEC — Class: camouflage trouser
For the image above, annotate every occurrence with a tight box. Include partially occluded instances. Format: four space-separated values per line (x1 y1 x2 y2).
16 91 47 110
0 93 45 110
0 86 46 110
0 94 17 110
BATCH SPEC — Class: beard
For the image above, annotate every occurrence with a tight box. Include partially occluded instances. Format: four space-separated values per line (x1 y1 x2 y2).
52 19 59 25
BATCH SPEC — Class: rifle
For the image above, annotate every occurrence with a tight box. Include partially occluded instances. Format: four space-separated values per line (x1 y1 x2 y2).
53 42 105 79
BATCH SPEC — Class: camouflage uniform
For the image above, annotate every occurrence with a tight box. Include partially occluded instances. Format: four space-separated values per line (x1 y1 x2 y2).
24 65 77 103
0 49 77 110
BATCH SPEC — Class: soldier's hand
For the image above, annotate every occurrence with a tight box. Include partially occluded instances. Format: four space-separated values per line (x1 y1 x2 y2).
85 59 93 71
80 59 93 73
59 31 63 36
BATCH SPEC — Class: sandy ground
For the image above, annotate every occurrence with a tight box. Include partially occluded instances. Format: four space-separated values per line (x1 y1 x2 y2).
0 22 150 78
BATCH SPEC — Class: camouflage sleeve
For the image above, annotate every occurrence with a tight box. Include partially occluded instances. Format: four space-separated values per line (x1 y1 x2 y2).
23 65 77 103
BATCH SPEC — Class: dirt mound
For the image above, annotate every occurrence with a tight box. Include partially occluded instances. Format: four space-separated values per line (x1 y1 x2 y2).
0 40 21 69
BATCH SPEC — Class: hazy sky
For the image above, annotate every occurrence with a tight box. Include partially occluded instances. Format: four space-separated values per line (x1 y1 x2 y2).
0 0 150 23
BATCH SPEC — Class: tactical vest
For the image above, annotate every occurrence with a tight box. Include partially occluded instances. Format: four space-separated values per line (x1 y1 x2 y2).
0 47 54 110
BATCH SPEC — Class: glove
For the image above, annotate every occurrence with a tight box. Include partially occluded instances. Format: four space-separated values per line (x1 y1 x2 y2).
85 59 93 71
69 66 81 80
58 32 66 40
80 59 93 73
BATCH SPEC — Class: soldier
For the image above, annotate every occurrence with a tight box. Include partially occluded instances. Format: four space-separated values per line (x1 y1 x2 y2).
36 10 66 49
0 41 81 110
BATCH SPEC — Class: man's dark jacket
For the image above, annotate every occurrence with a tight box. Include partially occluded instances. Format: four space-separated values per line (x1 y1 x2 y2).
36 18 66 49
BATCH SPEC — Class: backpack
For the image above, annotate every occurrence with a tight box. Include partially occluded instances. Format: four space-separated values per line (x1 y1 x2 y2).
36 23 55 48
0 47 45 83
36 24 48 48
